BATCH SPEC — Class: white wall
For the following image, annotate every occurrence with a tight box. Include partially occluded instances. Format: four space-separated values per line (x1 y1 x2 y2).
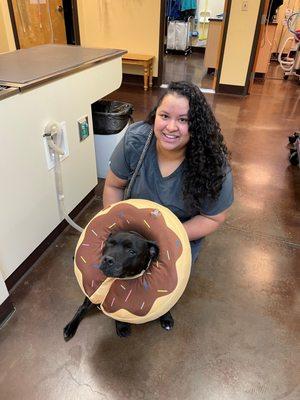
0 271 9 304
193 0 225 47
197 0 225 18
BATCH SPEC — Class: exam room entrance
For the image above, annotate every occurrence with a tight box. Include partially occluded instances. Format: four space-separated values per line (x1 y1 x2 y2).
253 0 300 84
162 0 226 90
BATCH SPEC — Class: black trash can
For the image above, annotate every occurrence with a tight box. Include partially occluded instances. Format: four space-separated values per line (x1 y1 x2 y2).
92 100 134 178
92 100 133 135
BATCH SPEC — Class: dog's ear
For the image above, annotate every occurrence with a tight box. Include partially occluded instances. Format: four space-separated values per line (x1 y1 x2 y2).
102 233 112 253
147 241 159 259
106 232 113 240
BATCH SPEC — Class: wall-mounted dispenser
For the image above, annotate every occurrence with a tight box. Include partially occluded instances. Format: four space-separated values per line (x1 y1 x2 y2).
43 120 83 233
43 121 69 170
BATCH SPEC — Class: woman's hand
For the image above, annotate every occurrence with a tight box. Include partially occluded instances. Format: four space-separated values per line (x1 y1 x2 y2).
103 170 128 208
183 209 229 241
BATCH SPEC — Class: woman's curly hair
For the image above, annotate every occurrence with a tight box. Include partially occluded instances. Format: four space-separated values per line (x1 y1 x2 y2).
146 81 229 212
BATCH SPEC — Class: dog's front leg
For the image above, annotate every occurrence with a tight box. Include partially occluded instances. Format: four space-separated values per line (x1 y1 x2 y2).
115 321 131 337
63 296 95 341
159 311 174 331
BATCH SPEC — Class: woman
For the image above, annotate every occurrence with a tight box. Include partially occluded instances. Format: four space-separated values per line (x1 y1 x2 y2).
63 83 233 339
103 81 233 264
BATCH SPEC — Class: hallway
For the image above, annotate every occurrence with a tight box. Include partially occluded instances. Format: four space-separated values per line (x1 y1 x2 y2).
163 52 214 89
0 75 299 399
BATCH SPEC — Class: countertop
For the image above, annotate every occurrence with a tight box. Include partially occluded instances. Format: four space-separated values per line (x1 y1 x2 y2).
0 44 126 94
0 85 19 100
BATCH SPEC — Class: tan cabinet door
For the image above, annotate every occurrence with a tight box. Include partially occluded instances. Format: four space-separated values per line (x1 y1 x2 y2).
11 0 67 48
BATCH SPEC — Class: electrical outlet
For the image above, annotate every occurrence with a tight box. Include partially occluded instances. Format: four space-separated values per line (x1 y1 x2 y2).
241 0 248 11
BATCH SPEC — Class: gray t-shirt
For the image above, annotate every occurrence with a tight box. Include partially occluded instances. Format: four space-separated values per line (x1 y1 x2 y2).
109 121 234 223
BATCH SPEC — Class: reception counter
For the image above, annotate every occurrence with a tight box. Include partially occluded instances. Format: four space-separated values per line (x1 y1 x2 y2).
0 45 125 306
204 18 223 73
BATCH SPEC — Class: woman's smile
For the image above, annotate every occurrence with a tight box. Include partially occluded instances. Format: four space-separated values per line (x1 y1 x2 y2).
161 132 180 141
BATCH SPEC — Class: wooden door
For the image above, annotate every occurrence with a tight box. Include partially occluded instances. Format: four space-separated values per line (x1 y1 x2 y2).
248 0 271 93
11 0 67 49
212 0 229 90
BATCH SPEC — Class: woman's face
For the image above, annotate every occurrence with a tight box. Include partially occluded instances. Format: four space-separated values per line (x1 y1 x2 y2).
154 93 190 153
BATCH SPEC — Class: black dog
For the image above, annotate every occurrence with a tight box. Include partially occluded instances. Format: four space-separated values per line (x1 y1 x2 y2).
63 231 174 340
99 231 158 278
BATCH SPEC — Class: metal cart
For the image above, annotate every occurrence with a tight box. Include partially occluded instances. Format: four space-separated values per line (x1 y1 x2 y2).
166 16 193 56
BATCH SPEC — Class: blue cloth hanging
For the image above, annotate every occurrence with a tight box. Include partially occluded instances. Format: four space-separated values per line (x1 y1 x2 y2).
166 0 182 19
181 0 197 11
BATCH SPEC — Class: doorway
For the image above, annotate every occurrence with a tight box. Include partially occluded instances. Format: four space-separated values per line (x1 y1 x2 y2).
252 0 300 87
159 0 229 92
7 0 80 49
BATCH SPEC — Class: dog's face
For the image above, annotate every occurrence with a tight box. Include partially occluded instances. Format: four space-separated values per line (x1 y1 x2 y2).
99 231 159 278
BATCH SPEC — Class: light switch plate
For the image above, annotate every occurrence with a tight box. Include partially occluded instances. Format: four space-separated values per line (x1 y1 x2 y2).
78 115 89 142
241 1 248 11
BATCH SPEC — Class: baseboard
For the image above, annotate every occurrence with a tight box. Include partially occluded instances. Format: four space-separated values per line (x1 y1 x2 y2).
217 84 247 96
207 67 215 75
0 296 15 328
122 73 158 88
191 46 205 54
5 188 96 292
254 72 265 79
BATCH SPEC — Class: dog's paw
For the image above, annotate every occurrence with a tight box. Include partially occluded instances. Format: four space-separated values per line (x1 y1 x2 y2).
63 322 77 342
116 321 131 338
159 313 174 331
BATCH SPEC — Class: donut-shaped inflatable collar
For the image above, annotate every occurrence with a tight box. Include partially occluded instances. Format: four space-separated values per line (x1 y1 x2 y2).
74 199 191 323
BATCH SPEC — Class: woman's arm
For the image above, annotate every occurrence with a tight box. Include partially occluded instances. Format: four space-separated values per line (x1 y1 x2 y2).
183 209 229 241
103 170 128 208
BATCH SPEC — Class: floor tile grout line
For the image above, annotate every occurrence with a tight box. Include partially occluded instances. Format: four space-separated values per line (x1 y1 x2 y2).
223 222 300 249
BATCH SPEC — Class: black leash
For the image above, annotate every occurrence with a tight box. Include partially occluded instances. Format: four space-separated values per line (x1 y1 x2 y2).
123 128 154 200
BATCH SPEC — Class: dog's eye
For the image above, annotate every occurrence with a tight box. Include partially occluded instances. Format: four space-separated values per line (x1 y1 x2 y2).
128 249 136 255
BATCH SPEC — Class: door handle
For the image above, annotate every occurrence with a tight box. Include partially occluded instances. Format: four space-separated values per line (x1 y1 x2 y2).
56 5 64 13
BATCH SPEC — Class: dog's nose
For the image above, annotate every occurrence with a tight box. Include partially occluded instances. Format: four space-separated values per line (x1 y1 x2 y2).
102 255 115 266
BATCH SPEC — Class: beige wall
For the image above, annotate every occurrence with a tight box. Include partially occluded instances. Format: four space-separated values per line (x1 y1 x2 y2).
77 0 161 76
220 0 261 86
1 0 265 87
0 0 16 53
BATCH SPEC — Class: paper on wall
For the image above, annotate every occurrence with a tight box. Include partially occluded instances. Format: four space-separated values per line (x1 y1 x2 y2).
30 0 47 4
